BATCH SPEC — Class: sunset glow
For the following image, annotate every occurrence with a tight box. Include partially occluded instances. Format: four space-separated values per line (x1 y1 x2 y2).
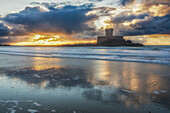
0 0 169 45
11 34 97 46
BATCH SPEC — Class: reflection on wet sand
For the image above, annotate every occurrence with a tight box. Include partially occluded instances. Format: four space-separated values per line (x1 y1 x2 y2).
87 60 170 108
3 67 92 89
89 60 168 93
32 57 61 71
0 56 170 113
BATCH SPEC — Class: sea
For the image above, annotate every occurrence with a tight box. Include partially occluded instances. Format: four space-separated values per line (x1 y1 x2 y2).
0 45 170 65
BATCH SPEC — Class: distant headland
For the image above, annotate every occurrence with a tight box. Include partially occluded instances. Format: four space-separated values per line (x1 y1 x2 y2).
0 44 10 46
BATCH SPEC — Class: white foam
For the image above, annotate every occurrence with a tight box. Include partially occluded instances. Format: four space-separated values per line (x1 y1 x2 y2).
33 102 42 107
33 74 40 78
153 91 160 94
7 106 17 113
51 110 56 112
0 99 21 105
121 89 130 93
7 108 16 113
27 109 38 113
0 46 169 65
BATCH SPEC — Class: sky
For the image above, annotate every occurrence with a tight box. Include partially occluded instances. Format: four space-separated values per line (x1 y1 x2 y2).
0 0 170 45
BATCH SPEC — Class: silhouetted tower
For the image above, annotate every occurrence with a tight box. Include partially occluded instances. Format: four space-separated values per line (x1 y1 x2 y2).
97 28 143 46
105 28 114 37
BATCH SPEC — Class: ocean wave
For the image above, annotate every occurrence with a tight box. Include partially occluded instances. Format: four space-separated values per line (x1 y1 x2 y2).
0 46 169 65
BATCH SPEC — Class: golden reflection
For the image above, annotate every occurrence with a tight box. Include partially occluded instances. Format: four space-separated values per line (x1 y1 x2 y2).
36 80 50 89
129 78 139 91
87 61 170 107
146 74 163 93
24 77 50 89
88 61 167 93
88 60 120 86
32 56 61 71
24 57 61 88
124 63 140 91
0 74 4 78
13 77 19 83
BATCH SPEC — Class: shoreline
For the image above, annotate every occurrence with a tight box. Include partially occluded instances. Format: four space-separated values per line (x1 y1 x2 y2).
0 43 98 47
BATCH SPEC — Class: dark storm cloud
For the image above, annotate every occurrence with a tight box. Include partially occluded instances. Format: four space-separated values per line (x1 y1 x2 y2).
0 36 30 44
111 12 148 24
118 14 170 36
3 4 96 35
0 23 10 36
1 1 170 38
0 38 10 44
0 22 11 43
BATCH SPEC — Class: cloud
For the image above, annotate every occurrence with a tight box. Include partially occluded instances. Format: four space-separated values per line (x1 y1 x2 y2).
1 0 170 41
3 3 96 35
92 7 116 17
111 11 148 24
0 23 12 43
106 7 170 36
30 2 41 5
119 0 135 6
0 23 10 36
30 1 71 9
140 0 170 7
117 14 170 36
0 37 10 44
119 0 170 7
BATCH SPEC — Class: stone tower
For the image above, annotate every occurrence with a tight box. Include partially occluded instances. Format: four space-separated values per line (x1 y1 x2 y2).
97 28 123 45
105 28 114 37
97 28 143 46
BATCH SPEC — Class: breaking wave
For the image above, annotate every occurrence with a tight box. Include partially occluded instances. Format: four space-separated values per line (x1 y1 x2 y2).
0 46 170 65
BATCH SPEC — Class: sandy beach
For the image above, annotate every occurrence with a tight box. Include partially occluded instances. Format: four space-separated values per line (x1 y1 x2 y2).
0 0 170 112
0 52 170 113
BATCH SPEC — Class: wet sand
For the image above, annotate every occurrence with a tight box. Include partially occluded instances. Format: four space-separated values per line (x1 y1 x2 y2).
0 54 170 113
